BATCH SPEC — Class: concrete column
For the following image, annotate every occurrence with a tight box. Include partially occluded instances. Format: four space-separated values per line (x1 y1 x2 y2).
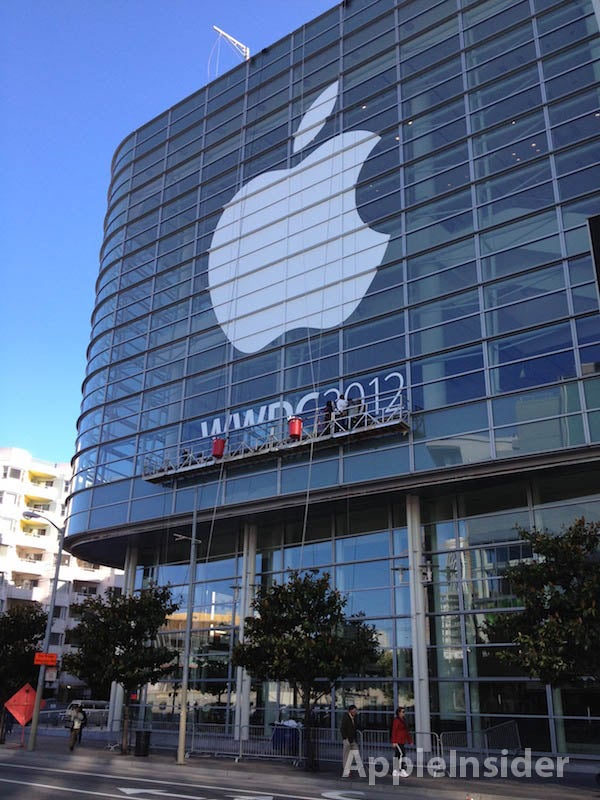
108 545 137 732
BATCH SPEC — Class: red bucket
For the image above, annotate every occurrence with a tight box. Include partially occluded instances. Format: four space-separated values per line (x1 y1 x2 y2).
288 416 303 441
212 437 225 458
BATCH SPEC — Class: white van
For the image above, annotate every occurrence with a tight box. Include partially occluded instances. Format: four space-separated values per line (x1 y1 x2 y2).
63 700 109 727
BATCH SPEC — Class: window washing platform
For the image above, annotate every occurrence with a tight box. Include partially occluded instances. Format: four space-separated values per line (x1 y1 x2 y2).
143 405 410 484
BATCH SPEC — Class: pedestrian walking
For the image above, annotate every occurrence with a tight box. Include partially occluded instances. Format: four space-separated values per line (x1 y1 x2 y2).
78 707 88 744
5 710 15 735
340 704 363 776
391 706 413 777
68 704 86 751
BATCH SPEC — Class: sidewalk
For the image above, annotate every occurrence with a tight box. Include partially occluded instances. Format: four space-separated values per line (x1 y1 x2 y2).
1 729 598 800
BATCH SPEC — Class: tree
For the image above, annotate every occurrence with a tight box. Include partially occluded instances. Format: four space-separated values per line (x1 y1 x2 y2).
0 603 46 743
62 586 179 753
485 518 600 686
232 569 381 769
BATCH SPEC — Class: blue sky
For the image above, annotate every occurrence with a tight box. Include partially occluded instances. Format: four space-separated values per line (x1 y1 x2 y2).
0 0 336 464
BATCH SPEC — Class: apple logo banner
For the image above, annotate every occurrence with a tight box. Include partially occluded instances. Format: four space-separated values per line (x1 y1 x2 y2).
208 79 390 354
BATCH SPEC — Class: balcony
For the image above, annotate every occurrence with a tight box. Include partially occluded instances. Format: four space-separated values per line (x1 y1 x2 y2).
143 397 410 484
17 557 45 574
7 582 37 601
23 499 52 514
75 559 100 572
21 526 48 540
12 526 47 547
25 481 54 500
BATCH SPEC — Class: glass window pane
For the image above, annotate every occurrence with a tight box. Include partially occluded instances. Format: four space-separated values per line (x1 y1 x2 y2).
414 431 490 469
467 42 537 89
490 351 577 392
492 383 581 425
412 372 486 410
479 210 558 256
483 264 564 307
495 415 585 454
406 189 472 232
407 237 476 281
410 315 482 357
486 290 569 336
336 531 389 561
408 262 477 305
406 211 474 255
404 142 468 185
465 22 532 69
410 290 479 329
476 160 552 204
471 85 543 132
414 401 488 440
412 344 484 384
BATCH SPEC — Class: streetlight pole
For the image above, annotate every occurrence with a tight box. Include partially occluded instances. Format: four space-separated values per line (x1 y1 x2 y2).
23 510 66 752
176 493 199 765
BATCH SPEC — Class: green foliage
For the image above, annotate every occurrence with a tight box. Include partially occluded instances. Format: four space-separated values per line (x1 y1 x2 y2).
485 518 600 686
62 586 179 700
232 569 381 714
0 603 46 705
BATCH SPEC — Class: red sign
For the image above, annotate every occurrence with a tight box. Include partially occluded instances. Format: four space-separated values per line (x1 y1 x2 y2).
34 652 57 666
5 684 45 727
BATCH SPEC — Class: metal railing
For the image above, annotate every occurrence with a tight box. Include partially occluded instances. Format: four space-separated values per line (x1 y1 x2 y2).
36 715 446 769
484 720 522 755
142 392 409 483
361 728 442 764
439 720 522 760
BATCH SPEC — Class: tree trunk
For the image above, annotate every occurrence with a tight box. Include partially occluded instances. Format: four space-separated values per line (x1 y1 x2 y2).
121 700 130 754
302 694 318 771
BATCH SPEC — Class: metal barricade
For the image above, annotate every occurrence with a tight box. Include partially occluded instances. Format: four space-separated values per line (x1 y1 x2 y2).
484 720 522 755
439 729 469 756
187 723 303 763
238 724 303 764
190 722 241 758
361 729 442 766
307 727 343 767
439 724 513 761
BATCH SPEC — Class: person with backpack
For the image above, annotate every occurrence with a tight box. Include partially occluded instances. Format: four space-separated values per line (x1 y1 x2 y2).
391 706 413 777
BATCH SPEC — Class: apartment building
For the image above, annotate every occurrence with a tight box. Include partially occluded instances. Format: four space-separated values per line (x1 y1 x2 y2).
0 447 122 698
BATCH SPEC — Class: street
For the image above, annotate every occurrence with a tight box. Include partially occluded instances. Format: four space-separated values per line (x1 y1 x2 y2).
0 759 337 800
0 759 366 800
0 732 597 800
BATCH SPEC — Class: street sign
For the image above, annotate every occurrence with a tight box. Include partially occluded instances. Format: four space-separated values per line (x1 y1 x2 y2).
5 684 38 726
34 652 57 666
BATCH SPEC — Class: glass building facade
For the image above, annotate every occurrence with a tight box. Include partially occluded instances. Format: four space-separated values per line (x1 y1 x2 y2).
66 0 600 755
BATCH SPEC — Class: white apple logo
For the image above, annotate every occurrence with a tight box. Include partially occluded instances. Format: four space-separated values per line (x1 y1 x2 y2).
208 79 390 354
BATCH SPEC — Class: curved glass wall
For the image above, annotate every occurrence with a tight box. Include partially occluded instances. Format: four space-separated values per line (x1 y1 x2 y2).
66 0 600 758
71 0 600 532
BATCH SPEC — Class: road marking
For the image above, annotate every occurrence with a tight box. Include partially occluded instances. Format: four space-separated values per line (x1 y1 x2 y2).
322 794 365 800
226 796 274 800
0 777 130 798
119 791 210 798
0 763 337 800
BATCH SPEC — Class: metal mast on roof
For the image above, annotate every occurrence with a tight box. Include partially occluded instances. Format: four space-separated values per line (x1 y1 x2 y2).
212 25 250 61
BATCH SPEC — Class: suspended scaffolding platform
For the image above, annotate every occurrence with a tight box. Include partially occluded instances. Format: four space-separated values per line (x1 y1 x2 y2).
143 403 410 484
